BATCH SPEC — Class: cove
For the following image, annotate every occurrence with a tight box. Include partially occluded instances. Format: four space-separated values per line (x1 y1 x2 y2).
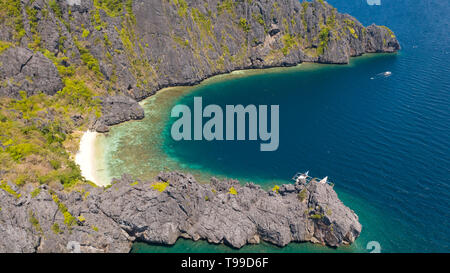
98 54 449 253
98 0 450 253
97 57 403 253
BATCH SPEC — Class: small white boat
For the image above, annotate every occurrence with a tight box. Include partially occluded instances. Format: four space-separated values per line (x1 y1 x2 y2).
371 71 392 80
319 176 328 184
293 171 310 183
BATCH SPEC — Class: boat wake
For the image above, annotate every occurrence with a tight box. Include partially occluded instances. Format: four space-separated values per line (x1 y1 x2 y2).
370 71 392 80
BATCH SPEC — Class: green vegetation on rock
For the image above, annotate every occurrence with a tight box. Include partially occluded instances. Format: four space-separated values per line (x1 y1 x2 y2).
272 185 280 193
281 34 297 56
75 39 102 76
0 41 12 54
94 0 127 17
30 187 41 198
0 181 21 199
298 188 307 202
309 213 324 220
151 181 169 192
217 0 235 17
28 210 43 233
172 0 188 18
0 75 100 188
380 25 396 38
51 222 62 234
51 193 77 228
344 19 358 39
239 18 250 33
317 27 330 55
0 0 26 40
49 0 62 19
228 186 237 195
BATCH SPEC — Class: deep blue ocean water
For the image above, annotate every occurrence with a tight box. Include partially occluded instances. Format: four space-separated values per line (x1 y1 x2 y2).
104 0 450 252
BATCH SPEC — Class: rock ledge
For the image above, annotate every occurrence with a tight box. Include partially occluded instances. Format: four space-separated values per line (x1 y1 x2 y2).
0 172 361 252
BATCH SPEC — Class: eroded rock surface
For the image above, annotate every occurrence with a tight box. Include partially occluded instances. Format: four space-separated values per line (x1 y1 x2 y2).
91 95 145 133
0 47 63 98
0 1 399 131
0 172 361 252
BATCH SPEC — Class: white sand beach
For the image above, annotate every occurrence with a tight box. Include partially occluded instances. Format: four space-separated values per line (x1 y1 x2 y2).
75 130 104 186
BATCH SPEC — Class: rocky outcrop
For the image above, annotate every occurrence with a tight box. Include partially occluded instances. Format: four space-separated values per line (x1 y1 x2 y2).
0 0 400 132
0 0 394 253
0 181 131 253
0 47 63 98
0 172 361 252
91 95 145 133
365 24 401 53
0 0 399 101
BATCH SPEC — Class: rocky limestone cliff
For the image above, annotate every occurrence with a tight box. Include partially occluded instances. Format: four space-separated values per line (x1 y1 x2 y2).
0 47 63 98
0 0 399 253
0 172 361 252
0 0 399 131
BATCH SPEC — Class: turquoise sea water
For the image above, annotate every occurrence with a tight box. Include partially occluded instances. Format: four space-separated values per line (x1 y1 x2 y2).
100 0 450 253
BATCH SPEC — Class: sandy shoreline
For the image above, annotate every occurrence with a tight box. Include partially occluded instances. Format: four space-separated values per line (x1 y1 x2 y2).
75 130 105 187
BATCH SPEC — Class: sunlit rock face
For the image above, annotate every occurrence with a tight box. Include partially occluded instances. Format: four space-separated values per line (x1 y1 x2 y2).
0 172 361 252
0 0 399 101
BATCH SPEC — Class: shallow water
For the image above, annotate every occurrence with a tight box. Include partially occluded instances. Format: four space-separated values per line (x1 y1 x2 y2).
98 0 450 253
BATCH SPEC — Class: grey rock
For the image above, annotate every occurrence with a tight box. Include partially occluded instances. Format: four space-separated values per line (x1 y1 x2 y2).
0 0 399 131
0 0 395 253
91 95 145 133
0 171 361 252
365 24 401 53
0 47 63 98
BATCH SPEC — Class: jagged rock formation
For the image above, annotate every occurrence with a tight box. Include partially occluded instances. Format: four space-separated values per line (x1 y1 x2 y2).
0 0 398 253
0 172 361 252
0 47 63 98
0 0 399 131
0 180 131 253
90 95 144 133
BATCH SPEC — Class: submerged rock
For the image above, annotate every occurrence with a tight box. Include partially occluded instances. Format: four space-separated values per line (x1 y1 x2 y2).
0 172 361 252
